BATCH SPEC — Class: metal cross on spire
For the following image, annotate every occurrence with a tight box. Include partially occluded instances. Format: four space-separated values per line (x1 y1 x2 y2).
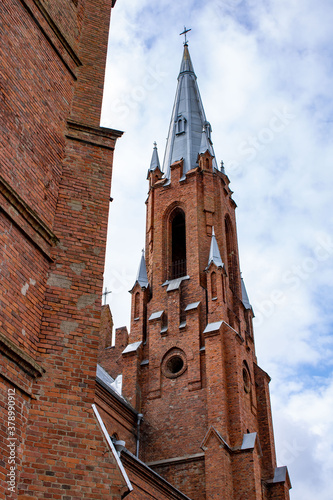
180 26 191 45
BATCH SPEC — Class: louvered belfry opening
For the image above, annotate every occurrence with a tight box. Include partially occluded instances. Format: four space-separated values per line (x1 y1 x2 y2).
170 210 187 279
225 215 238 294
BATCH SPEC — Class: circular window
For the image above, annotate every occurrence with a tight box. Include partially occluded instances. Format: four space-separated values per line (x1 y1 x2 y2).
166 356 184 374
243 367 250 393
162 350 187 379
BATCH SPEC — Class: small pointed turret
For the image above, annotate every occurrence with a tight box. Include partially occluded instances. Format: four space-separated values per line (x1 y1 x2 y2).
149 142 161 172
162 44 218 179
241 276 252 310
199 127 211 155
135 250 149 289
207 227 224 268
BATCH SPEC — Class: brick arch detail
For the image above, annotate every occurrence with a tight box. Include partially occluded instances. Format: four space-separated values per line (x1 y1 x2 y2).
162 202 187 281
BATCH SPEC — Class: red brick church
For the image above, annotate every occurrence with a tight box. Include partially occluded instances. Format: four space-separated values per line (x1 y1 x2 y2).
97 42 291 500
0 0 291 498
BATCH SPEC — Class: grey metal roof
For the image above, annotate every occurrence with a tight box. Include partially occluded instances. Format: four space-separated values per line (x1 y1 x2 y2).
96 363 115 385
149 310 164 321
122 341 142 354
96 364 138 415
207 227 224 269
135 250 149 289
203 321 223 334
162 44 218 179
96 364 124 397
241 277 252 310
149 142 161 171
241 432 257 450
184 301 200 311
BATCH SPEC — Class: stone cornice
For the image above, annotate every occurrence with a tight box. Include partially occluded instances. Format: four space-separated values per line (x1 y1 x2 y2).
66 121 123 150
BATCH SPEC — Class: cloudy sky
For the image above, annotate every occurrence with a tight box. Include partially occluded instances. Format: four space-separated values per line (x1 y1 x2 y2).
100 1 333 498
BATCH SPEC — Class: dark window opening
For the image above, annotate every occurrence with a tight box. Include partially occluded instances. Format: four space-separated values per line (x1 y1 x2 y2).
170 211 186 279
225 216 238 294
211 271 217 299
243 367 250 394
176 115 186 135
134 292 140 319
167 356 184 374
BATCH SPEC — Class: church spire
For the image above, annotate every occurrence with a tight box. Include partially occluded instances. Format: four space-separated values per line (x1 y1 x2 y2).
149 142 161 172
133 250 148 289
162 44 218 179
207 227 224 269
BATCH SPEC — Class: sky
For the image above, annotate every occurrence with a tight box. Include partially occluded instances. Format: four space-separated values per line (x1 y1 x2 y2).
100 1 333 498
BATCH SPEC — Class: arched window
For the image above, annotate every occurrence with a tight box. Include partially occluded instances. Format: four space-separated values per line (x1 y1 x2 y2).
176 115 186 135
211 271 217 299
134 292 140 319
170 209 186 279
242 363 251 394
225 215 238 294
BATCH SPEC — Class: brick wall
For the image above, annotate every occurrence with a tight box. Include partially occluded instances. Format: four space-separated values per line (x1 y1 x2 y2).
0 0 126 498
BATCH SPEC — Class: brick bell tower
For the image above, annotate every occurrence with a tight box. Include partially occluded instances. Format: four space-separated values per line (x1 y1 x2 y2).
119 42 291 500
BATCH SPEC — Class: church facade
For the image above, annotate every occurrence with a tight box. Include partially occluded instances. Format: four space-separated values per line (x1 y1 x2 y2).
99 43 292 500
1 0 291 497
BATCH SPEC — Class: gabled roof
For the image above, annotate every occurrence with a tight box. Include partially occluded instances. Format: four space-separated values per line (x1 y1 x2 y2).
162 44 218 179
96 364 138 415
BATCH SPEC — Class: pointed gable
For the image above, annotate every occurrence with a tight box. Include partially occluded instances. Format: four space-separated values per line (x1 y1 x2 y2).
131 250 149 291
149 142 161 172
207 227 224 269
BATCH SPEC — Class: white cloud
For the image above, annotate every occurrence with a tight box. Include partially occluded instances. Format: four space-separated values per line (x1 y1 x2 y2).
101 1 333 498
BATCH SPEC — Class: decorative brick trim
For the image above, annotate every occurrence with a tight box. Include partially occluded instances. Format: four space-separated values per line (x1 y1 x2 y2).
121 449 193 500
19 0 80 78
0 174 58 260
0 332 45 379
147 452 205 467
0 371 34 399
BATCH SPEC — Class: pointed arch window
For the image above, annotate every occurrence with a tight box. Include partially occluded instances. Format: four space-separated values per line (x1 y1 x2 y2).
176 115 186 135
134 292 140 319
169 209 187 279
211 271 217 299
242 362 251 394
225 215 238 294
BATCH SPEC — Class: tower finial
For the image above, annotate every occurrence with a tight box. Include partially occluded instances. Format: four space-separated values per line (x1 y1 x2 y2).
179 26 191 45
